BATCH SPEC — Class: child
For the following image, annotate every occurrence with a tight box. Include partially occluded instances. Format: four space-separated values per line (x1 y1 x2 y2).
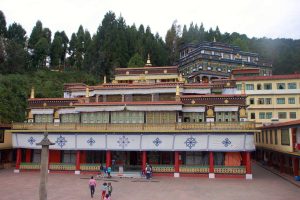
107 182 113 196
101 182 107 200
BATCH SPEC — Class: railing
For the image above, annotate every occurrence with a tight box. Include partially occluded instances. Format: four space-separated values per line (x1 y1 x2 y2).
49 163 76 171
214 166 246 174
12 122 257 132
179 165 209 173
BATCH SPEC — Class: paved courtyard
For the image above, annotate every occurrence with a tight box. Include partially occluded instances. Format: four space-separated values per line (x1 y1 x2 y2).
0 163 299 200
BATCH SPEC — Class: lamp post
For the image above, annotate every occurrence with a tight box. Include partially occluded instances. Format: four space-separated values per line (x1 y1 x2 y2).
36 132 54 200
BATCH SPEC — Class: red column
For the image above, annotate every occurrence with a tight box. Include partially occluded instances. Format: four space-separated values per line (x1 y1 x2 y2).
174 151 179 173
142 151 147 171
15 148 22 170
76 150 81 171
293 157 299 176
209 152 214 173
106 150 111 168
280 154 285 173
25 149 31 163
292 128 297 151
246 152 251 174
80 151 86 164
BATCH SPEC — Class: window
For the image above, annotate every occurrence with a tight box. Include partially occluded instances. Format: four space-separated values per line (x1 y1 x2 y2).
249 98 255 104
281 128 290 145
237 84 242 90
62 150 76 163
278 112 287 119
288 82 297 89
265 98 272 104
270 130 273 144
250 113 256 119
277 98 285 104
259 112 265 119
0 130 4 143
290 112 297 119
264 83 272 90
257 84 262 90
258 98 264 104
274 130 278 145
246 84 254 90
266 112 273 119
288 98 295 104
277 83 285 89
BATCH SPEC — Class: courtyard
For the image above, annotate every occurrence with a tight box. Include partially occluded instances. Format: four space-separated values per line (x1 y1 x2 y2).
0 163 299 200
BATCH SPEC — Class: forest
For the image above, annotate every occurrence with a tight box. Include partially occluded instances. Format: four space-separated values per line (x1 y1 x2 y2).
0 10 300 123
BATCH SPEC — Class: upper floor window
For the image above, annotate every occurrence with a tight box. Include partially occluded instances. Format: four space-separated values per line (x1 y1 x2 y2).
265 98 272 104
266 112 272 119
277 83 286 90
288 97 295 104
259 112 265 119
276 98 285 104
288 82 297 89
264 83 272 90
278 112 287 119
250 113 255 119
290 112 297 119
258 98 264 104
257 84 262 90
249 98 255 105
246 84 254 90
281 128 290 145
237 84 242 90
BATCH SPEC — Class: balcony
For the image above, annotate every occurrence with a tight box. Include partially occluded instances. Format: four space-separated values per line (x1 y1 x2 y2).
12 122 257 132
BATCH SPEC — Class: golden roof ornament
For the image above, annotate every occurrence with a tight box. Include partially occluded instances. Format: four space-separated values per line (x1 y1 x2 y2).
176 84 180 96
85 87 89 97
30 87 35 99
145 53 152 66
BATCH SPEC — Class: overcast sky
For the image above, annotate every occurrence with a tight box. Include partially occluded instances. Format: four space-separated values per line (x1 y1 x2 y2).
2 0 300 40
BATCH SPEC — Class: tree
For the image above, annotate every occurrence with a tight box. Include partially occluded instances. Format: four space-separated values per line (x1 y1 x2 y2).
165 21 181 65
0 10 6 37
128 53 144 67
7 22 27 47
50 32 63 67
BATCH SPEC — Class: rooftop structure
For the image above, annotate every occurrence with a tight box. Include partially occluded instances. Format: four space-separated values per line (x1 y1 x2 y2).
178 41 272 83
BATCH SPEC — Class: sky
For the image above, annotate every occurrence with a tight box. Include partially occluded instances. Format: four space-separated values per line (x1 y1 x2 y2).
1 0 300 40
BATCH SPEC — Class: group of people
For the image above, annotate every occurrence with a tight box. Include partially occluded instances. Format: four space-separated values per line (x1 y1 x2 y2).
99 163 112 178
88 176 113 200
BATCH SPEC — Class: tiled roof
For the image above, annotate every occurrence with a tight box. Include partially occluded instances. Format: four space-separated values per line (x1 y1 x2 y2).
74 101 182 106
260 119 300 129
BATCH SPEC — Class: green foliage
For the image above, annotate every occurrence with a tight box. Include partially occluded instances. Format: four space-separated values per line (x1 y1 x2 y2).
7 22 27 47
0 10 6 37
0 70 98 123
128 53 144 67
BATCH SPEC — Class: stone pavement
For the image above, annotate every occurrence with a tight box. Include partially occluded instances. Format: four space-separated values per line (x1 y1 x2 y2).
0 163 299 200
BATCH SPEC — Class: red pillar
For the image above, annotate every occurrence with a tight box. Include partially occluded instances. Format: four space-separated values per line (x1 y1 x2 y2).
106 150 111 168
142 151 147 171
25 149 31 163
293 157 299 176
174 151 179 173
246 152 251 174
76 150 81 171
209 152 214 173
15 148 22 170
80 151 86 164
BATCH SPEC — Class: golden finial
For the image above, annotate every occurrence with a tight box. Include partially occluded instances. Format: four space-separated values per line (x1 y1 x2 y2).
176 84 180 96
145 53 152 66
30 87 35 99
85 87 89 97
104 76 107 84
179 73 183 82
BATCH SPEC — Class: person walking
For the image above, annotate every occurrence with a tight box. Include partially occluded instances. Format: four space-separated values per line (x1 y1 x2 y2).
104 193 111 200
101 182 108 200
107 166 112 178
107 182 113 196
88 176 96 198
145 164 151 180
